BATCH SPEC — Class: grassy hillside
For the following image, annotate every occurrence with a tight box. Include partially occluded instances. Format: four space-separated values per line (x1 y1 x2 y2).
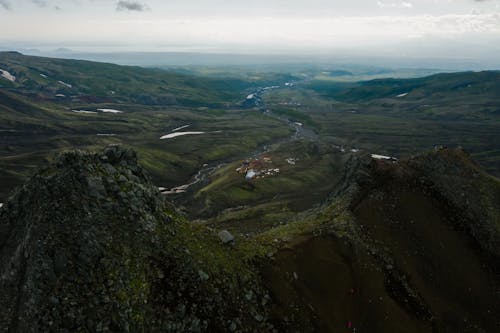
0 52 296 202
307 71 500 104
1 52 500 228
263 71 500 176
0 51 265 107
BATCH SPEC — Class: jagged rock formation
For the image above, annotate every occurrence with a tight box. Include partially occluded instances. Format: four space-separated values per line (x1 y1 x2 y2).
0 147 271 332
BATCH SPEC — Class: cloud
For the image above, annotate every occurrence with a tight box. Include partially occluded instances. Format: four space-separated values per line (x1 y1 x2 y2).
0 0 11 10
116 1 149 12
377 1 413 9
32 0 47 7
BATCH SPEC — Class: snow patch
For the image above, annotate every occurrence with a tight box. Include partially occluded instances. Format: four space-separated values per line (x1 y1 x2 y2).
97 109 123 114
58 80 72 88
72 110 97 114
160 132 205 140
371 154 397 161
396 92 408 98
172 125 190 132
40 74 48 79
246 94 255 100
0 69 16 82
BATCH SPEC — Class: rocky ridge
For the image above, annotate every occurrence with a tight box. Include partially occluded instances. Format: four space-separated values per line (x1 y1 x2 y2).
0 146 499 332
0 147 271 332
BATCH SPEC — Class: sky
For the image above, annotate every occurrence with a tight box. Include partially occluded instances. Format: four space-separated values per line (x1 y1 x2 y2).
0 0 500 63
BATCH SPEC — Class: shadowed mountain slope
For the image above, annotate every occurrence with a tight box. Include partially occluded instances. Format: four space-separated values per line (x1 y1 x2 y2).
262 148 500 333
0 147 273 332
0 147 499 332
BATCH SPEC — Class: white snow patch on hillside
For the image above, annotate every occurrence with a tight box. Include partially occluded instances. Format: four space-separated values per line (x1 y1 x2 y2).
160 132 205 139
0 69 16 82
172 125 190 132
58 80 72 88
72 110 97 114
98 109 124 114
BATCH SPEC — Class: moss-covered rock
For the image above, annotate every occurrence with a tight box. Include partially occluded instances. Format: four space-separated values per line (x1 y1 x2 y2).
0 147 271 332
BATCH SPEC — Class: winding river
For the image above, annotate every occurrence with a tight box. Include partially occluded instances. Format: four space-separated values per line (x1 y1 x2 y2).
160 80 315 195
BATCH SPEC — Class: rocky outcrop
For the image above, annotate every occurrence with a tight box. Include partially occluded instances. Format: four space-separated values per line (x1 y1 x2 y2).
0 147 271 332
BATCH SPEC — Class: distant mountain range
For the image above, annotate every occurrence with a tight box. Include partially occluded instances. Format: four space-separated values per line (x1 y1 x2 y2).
1 46 497 71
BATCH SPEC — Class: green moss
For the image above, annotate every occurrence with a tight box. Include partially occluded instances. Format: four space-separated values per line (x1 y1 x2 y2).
257 197 353 246
165 219 256 280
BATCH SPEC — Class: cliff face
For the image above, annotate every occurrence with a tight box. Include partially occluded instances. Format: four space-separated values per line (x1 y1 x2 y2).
0 147 271 332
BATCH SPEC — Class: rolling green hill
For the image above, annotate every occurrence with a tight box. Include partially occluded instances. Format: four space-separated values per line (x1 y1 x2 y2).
263 70 500 177
307 70 500 104
0 52 296 203
0 51 262 107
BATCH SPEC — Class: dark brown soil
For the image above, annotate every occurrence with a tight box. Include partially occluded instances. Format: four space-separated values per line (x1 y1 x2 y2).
263 234 431 333
354 184 500 333
262 164 500 332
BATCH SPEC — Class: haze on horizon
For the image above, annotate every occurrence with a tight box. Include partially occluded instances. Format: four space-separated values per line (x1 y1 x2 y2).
1 0 500 67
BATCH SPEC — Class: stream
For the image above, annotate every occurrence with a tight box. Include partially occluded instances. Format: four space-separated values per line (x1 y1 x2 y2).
160 80 315 195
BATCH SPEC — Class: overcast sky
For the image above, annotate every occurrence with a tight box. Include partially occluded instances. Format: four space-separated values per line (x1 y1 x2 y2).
1 0 499 61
